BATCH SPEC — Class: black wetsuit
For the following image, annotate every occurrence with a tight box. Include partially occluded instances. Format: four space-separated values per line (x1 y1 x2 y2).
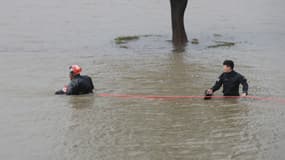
56 75 94 95
211 71 248 96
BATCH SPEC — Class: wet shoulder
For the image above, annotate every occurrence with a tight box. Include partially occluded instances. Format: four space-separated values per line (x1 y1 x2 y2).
81 75 91 79
234 71 244 77
79 75 93 82
219 73 225 79
233 71 246 80
72 75 85 83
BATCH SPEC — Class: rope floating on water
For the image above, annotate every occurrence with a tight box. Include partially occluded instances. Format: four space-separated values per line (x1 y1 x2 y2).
97 93 285 104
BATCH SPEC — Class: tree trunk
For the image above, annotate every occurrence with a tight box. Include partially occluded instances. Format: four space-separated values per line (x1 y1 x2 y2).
170 0 188 46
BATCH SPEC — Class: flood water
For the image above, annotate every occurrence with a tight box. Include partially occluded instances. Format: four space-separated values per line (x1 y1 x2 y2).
0 0 285 159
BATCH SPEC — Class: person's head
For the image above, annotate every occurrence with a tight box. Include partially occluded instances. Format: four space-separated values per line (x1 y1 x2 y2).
69 65 82 80
223 60 234 73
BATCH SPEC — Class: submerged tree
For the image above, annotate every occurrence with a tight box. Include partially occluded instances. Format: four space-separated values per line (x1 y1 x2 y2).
170 0 188 46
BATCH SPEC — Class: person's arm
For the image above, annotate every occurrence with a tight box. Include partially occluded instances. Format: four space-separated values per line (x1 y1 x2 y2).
240 75 248 96
55 85 68 95
88 76 94 90
207 74 223 95
211 74 223 92
55 89 65 95
66 81 79 95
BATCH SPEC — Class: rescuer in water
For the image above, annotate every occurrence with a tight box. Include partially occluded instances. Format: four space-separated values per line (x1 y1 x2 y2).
205 60 249 99
55 65 94 95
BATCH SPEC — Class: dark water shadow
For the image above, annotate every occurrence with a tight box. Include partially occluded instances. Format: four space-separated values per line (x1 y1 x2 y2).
171 43 188 53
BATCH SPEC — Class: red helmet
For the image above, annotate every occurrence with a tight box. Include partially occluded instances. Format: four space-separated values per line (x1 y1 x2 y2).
69 65 82 75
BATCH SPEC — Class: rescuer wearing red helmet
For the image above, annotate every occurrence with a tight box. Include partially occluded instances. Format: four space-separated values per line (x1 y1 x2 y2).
55 65 94 95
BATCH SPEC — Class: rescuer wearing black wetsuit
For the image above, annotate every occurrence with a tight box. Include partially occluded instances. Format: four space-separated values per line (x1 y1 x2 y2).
55 65 94 95
207 60 248 97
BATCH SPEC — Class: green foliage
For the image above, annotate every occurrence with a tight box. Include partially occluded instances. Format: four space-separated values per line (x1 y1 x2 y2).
208 41 235 48
115 36 140 44
191 38 199 44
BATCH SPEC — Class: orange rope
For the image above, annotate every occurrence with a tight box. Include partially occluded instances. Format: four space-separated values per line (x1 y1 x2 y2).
98 93 285 104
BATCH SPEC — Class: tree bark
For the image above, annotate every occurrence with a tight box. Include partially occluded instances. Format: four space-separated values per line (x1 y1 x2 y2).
170 0 188 46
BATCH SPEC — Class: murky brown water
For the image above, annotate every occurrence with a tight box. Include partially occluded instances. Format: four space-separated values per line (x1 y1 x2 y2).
0 0 285 159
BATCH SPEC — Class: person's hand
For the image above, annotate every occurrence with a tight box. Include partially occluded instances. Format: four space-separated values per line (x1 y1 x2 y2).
55 85 68 95
62 85 68 93
207 89 213 95
241 93 247 97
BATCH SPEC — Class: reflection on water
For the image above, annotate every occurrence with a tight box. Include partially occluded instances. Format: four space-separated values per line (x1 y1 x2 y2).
68 95 96 109
0 0 285 159
64 97 255 160
172 43 187 53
